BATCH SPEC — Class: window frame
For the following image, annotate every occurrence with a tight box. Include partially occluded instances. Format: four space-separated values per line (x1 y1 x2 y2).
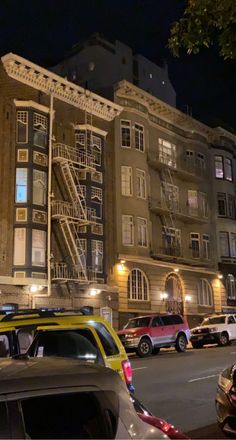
219 231 230 257
121 166 133 197
225 157 233 182
190 232 200 259
15 168 28 204
202 234 210 260
198 279 213 307
137 217 148 248
215 155 224 179
136 168 146 199
217 193 227 217
32 229 46 267
127 268 149 301
122 215 134 246
120 119 131 148
16 110 28 144
134 123 145 152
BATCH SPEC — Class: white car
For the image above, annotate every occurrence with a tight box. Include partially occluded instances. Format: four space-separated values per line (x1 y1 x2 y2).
191 314 236 348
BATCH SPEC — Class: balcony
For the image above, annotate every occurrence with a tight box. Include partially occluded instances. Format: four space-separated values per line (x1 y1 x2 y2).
51 262 98 283
149 197 208 224
51 200 96 224
147 152 206 182
151 247 213 267
52 143 96 171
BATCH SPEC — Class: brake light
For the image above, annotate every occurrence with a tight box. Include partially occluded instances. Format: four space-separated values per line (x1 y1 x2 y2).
122 359 132 385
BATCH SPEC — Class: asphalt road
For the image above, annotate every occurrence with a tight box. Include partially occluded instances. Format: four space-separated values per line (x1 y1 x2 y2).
130 344 236 437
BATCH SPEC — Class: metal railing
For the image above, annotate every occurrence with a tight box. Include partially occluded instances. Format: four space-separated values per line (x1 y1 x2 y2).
148 151 206 178
51 200 96 223
149 197 208 220
53 143 96 170
52 262 98 283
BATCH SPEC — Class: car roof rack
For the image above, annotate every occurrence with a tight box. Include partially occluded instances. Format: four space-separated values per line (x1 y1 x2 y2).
1 307 93 322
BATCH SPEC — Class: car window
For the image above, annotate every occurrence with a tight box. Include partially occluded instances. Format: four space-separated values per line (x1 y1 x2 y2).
29 329 102 363
17 328 34 354
125 317 151 329
170 315 184 325
161 316 175 326
91 323 119 356
151 317 163 327
228 316 235 324
201 316 226 325
0 332 13 357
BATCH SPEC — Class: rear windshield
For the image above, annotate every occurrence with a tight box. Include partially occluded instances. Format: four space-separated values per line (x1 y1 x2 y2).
21 391 118 439
125 317 151 329
28 329 104 364
201 316 226 325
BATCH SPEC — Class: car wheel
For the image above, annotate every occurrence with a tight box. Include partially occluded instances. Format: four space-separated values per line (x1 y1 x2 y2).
153 347 160 355
137 338 152 357
191 341 204 349
175 334 187 352
218 332 229 347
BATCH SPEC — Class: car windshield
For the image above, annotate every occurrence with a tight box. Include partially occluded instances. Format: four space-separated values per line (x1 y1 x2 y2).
124 317 150 329
201 316 226 325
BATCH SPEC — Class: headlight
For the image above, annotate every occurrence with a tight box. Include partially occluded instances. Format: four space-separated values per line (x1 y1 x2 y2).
125 333 136 338
209 327 218 332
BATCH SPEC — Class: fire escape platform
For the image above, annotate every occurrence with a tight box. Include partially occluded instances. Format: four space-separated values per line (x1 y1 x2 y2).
149 198 208 224
147 153 205 183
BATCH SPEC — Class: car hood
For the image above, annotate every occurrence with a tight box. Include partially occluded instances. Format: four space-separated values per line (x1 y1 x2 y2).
117 328 146 336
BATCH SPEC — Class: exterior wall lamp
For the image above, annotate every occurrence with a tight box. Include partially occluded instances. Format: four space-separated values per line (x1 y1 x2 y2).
218 274 223 280
89 288 101 297
160 292 168 301
174 268 179 273
185 295 192 303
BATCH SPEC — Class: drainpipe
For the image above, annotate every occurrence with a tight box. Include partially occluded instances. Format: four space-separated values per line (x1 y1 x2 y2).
32 93 54 308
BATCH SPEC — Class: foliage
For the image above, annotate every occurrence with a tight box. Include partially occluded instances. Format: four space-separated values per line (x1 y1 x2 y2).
168 0 236 59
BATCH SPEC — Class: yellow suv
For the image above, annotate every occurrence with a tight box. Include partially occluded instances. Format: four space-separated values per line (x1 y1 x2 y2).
0 309 133 391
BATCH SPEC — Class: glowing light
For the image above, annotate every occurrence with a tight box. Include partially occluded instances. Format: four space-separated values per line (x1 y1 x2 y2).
29 285 43 293
185 295 192 303
89 288 100 297
120 259 126 264
117 264 125 272
174 268 179 273
218 274 223 279
160 292 168 300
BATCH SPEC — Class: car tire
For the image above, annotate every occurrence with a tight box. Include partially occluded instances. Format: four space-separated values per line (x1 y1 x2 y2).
191 341 204 349
175 334 187 352
153 347 160 355
137 338 152 357
218 332 229 347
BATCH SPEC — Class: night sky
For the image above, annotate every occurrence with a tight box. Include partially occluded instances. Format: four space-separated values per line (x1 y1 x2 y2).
1 0 236 131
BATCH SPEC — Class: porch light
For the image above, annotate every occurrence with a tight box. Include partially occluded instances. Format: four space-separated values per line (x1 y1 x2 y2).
185 295 192 303
29 285 43 294
89 288 101 297
218 274 223 280
174 268 179 273
160 292 168 300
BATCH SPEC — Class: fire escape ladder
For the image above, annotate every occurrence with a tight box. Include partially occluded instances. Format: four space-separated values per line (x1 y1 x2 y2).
59 219 87 281
160 167 176 230
60 162 87 221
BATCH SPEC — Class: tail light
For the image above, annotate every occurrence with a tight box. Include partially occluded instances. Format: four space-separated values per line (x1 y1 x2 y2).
122 359 132 385
229 385 236 403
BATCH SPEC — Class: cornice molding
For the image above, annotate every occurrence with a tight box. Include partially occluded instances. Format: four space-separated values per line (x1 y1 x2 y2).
74 124 107 137
2 53 123 121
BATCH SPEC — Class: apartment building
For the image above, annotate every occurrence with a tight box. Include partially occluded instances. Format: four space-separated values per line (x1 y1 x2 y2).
0 53 122 324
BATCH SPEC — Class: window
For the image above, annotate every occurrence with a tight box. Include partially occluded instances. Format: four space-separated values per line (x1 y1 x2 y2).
217 193 227 216
122 215 134 246
33 113 48 148
16 111 28 143
121 166 133 196
13 228 26 265
136 169 146 199
127 268 149 301
15 168 27 203
91 171 103 184
91 187 102 202
188 190 198 215
231 233 236 257
17 149 28 162
92 323 119 356
199 192 208 217
196 152 205 170
202 234 210 260
137 217 148 247
134 123 144 152
226 274 236 300
75 132 85 146
92 240 103 273
121 120 131 148
162 227 181 256
186 150 194 160
91 136 101 166
32 229 46 266
33 151 48 167
225 158 233 181
16 208 27 222
215 155 224 178
158 138 176 168
161 183 179 211
190 233 200 258
198 279 213 306
228 195 235 219
219 231 230 257
33 170 47 206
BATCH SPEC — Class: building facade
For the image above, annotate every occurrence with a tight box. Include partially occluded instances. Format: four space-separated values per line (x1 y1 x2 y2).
0 53 122 326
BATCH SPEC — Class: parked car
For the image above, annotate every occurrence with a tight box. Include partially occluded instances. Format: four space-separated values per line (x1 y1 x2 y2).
216 363 236 437
0 309 133 390
131 394 189 439
191 314 236 348
117 314 190 357
0 357 166 439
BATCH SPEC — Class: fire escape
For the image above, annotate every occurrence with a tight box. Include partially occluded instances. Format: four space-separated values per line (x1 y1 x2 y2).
51 139 96 283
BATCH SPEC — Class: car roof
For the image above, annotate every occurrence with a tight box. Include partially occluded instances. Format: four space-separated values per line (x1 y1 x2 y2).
0 357 121 396
129 313 181 320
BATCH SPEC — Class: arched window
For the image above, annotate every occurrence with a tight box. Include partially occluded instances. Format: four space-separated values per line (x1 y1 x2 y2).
198 279 213 306
226 274 236 300
127 269 149 301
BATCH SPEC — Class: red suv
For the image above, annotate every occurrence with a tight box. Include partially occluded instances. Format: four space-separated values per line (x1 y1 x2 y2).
117 314 190 357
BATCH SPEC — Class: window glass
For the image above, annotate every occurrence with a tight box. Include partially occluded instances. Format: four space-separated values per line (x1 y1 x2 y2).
158 138 176 168
231 233 236 257
136 169 146 199
121 166 133 196
161 315 175 325
125 317 151 329
16 111 28 143
122 215 134 246
191 233 200 258
15 168 27 203
225 158 232 181
0 333 11 357
33 170 47 205
226 274 236 299
215 155 224 178
219 231 229 257
127 269 149 301
228 195 235 219
137 217 148 247
198 279 213 306
217 193 227 216
188 190 198 215
91 240 103 273
170 315 184 324
13 228 26 265
92 323 119 356
33 113 48 148
202 234 210 260
162 227 181 256
121 120 131 148
202 316 225 325
32 229 46 266
161 183 179 211
134 123 144 152
196 152 205 169
151 317 163 327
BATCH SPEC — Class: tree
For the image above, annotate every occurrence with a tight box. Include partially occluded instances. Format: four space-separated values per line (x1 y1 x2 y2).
168 0 236 60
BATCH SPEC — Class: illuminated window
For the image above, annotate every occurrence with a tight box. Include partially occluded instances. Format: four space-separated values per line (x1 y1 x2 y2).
158 138 176 168
17 149 28 162
136 169 146 199
137 218 148 247
13 228 26 265
92 240 103 273
215 155 224 179
202 234 210 260
33 170 47 205
32 229 46 267
225 158 233 181
198 279 213 306
15 168 27 203
121 166 133 196
127 269 149 301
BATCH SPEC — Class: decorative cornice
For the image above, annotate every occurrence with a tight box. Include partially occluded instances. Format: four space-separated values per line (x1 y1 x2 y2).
2 53 123 122
14 99 51 114
74 124 107 137
115 80 227 143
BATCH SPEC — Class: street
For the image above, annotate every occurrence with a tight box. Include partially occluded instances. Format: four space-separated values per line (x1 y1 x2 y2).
130 344 236 438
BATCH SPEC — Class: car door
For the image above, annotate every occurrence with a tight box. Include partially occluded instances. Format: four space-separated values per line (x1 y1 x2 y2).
149 316 166 346
161 315 176 344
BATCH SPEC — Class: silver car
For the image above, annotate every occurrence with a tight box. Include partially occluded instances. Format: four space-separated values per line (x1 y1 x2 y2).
0 356 166 439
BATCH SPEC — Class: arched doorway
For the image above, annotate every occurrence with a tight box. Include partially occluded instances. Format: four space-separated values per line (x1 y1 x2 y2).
164 274 184 315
